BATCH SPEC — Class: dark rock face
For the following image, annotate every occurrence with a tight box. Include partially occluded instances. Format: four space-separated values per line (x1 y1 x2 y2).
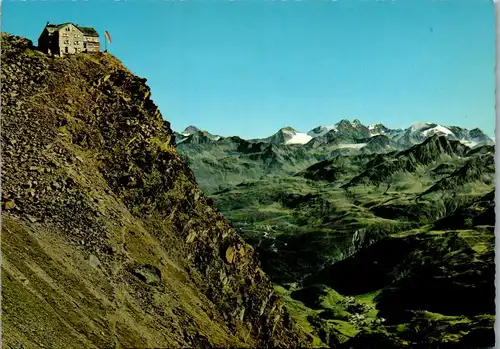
306 230 495 323
304 237 415 294
433 190 495 230
1 33 311 349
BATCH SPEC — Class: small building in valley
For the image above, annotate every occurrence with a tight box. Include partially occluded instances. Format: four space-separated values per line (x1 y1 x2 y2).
38 22 100 56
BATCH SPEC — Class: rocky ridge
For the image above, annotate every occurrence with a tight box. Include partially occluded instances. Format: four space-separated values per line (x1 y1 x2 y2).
175 120 494 150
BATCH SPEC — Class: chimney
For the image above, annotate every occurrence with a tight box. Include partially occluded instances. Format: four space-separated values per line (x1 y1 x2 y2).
46 21 49 26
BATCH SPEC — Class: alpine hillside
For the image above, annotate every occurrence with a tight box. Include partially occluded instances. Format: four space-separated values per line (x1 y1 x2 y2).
0 33 313 349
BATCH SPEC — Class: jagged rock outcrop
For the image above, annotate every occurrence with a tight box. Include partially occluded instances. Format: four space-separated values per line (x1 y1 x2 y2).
1 33 311 349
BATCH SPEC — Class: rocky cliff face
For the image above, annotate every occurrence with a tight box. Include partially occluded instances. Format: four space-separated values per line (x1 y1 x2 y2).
1 34 311 349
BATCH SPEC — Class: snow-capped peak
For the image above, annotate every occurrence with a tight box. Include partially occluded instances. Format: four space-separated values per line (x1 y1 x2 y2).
407 122 454 137
367 123 389 136
421 125 453 137
267 127 313 145
175 120 494 150
409 122 433 132
368 123 385 131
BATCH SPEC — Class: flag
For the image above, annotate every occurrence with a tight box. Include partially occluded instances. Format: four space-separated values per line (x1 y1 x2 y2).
105 31 112 44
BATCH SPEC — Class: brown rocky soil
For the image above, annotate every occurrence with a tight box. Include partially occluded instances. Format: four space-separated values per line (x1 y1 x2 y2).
1 33 313 349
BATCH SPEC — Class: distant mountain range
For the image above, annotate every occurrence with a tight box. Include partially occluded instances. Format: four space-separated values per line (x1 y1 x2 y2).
174 119 494 151
172 119 494 195
174 118 495 348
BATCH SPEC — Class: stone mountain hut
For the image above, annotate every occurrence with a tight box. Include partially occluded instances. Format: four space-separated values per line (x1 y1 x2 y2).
38 22 101 56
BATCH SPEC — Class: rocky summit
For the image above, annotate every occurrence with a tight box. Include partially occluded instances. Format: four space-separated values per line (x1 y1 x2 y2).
1 34 313 349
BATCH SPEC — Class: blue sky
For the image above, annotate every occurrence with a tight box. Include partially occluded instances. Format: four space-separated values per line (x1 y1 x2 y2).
3 0 495 138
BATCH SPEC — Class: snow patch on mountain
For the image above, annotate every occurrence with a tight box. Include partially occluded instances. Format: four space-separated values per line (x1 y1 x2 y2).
285 132 313 145
422 125 453 137
460 140 479 148
367 124 385 136
337 143 367 149
410 122 433 132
